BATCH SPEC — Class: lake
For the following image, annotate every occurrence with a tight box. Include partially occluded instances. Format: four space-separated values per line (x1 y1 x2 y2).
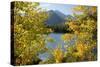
38 33 77 61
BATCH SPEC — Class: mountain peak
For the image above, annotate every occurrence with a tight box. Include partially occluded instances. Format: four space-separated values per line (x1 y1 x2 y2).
46 10 66 25
54 10 66 19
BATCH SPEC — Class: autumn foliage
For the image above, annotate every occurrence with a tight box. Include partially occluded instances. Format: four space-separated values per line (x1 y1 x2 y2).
11 1 97 65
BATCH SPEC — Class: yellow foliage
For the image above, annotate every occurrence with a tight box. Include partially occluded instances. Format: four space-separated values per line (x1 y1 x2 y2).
68 22 79 32
62 34 73 41
53 48 63 63
12 1 52 65
75 43 85 57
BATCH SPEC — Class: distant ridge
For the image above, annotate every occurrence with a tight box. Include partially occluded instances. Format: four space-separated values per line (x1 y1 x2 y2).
45 10 66 25
44 10 74 33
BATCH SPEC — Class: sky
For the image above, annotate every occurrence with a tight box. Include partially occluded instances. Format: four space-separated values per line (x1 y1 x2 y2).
39 2 76 15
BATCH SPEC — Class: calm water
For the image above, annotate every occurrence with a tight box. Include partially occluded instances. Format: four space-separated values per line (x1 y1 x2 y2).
46 33 65 49
38 33 76 61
